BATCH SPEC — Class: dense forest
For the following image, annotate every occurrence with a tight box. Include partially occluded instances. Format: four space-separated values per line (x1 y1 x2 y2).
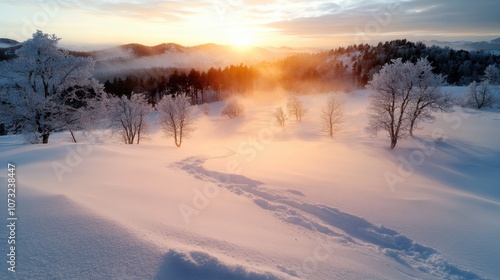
102 39 500 104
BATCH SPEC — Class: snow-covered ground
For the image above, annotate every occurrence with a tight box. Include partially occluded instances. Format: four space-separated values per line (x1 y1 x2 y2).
0 88 499 279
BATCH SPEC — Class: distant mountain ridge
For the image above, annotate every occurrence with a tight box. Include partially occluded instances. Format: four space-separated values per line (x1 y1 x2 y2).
0 38 20 60
423 37 500 53
108 43 187 57
65 43 301 78
0 38 19 48
0 39 303 78
85 42 282 59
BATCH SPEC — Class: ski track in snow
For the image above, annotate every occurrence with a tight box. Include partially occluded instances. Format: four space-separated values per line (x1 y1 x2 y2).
170 155 484 280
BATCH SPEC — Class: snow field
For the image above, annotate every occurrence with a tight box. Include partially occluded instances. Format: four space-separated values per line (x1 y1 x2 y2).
0 87 499 279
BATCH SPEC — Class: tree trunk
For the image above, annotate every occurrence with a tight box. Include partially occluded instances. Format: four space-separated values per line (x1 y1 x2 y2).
137 123 141 144
390 137 397 149
329 119 333 137
409 120 415 136
42 133 50 144
69 129 77 143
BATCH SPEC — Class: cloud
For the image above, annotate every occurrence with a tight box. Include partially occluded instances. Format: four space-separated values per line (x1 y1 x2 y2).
397 0 500 33
2 0 499 47
263 0 500 40
65 0 212 22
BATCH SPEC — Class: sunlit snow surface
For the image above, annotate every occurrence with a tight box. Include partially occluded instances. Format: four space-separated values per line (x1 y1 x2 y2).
0 88 498 279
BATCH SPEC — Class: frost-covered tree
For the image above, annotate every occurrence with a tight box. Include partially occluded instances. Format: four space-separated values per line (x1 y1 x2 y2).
287 96 307 122
483 65 500 85
108 94 152 144
158 94 196 147
407 59 452 136
0 31 104 144
320 95 344 137
221 99 244 118
465 81 495 109
366 59 414 149
67 96 108 143
273 106 288 127
367 58 451 148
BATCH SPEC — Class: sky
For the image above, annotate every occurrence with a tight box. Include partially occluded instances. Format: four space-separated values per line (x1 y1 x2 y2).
1 0 499 50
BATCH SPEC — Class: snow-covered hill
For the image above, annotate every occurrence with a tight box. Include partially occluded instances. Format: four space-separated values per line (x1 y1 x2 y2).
0 38 19 49
0 88 498 279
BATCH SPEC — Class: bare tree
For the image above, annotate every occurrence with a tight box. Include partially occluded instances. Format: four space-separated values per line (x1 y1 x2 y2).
465 81 495 109
221 99 245 118
320 95 344 137
158 94 196 147
274 106 288 127
366 59 414 149
407 59 452 136
287 96 307 122
108 94 152 144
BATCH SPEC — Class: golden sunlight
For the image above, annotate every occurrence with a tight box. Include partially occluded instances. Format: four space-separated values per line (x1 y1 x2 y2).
227 27 256 47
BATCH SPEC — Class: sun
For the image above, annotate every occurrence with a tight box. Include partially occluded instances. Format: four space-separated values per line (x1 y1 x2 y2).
227 27 256 48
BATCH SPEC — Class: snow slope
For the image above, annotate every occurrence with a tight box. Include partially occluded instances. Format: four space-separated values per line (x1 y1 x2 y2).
0 88 498 279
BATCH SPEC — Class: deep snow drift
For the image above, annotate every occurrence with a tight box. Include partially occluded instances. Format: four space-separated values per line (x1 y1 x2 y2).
0 88 499 279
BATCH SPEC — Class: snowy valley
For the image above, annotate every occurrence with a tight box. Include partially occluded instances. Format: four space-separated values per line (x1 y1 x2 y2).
1 87 499 279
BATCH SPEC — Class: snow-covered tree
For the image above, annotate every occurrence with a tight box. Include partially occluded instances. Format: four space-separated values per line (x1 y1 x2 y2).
465 81 495 109
158 94 196 147
483 64 500 85
221 99 244 118
287 96 307 122
274 106 288 127
407 59 452 136
67 95 108 143
320 95 344 137
0 30 104 144
108 94 152 144
366 58 451 148
366 59 414 149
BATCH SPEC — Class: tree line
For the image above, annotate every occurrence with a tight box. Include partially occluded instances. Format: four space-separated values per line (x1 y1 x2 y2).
103 65 256 106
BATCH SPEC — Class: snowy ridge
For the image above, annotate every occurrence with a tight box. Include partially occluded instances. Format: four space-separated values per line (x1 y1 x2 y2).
171 155 483 280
